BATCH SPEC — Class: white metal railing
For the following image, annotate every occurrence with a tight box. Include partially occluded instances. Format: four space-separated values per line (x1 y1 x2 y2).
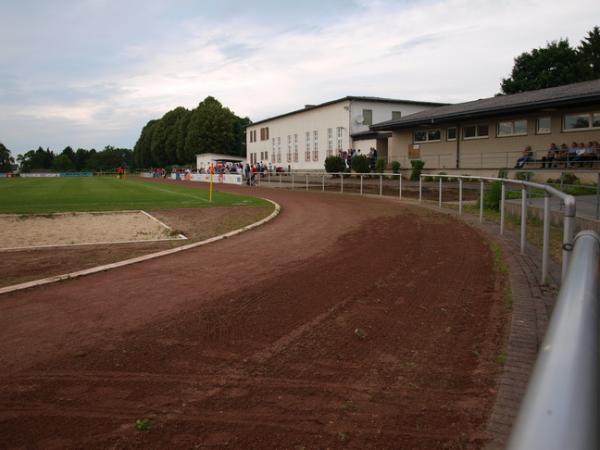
256 171 575 283
507 230 599 450
256 171 405 198
418 174 576 283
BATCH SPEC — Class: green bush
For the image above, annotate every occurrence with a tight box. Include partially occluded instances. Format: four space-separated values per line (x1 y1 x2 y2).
351 154 370 174
391 161 401 174
497 168 508 179
561 172 580 185
324 155 346 174
515 171 533 181
484 180 502 211
375 158 386 174
410 160 425 181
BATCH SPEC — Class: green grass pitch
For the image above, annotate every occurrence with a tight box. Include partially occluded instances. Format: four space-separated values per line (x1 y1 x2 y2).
0 176 268 214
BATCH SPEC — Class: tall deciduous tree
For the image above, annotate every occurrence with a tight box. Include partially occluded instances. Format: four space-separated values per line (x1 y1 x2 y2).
0 142 15 172
501 26 600 94
501 39 584 94
579 26 600 79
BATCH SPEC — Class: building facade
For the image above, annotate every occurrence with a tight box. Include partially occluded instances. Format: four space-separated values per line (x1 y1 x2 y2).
246 96 444 171
371 80 600 170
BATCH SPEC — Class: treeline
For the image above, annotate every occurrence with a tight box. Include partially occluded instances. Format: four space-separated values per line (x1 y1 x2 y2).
133 96 250 168
17 146 133 172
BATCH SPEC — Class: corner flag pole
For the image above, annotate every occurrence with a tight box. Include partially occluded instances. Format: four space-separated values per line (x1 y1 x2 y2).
209 163 214 202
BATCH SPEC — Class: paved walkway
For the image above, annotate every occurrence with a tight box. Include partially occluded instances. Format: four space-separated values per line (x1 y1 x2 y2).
507 194 599 220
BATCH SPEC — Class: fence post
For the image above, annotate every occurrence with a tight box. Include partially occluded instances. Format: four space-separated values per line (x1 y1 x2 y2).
268 171 271 186
542 194 550 284
341 173 344 193
438 177 442 208
279 173 282 188
596 172 600 220
322 174 325 192
379 175 383 196
480 180 484 223
458 178 463 215
419 176 422 202
360 175 363 195
563 216 574 280
305 174 308 191
520 186 527 254
500 181 505 235
399 174 402 200
291 173 295 190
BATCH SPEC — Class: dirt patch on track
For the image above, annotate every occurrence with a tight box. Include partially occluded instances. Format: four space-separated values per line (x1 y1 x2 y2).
0 182 507 449
0 205 271 288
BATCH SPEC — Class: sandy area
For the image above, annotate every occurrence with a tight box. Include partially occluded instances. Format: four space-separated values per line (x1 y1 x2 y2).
0 211 183 250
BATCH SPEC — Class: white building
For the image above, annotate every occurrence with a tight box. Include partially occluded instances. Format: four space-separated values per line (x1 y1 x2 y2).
246 96 446 170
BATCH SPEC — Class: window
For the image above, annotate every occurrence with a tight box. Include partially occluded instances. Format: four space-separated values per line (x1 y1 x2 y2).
276 137 281 163
362 109 373 126
447 127 457 141
305 132 311 161
260 152 264 161
536 117 551 134
563 112 600 131
260 127 269 141
293 134 299 162
313 130 318 141
287 135 292 163
392 111 402 121
497 119 527 137
337 127 343 138
249 130 256 143
327 128 333 157
414 129 441 143
337 139 343 151
463 124 488 139
265 152 268 161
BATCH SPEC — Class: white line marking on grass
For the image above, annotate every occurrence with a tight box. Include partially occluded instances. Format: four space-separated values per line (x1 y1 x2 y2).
0 199 280 296
127 179 210 202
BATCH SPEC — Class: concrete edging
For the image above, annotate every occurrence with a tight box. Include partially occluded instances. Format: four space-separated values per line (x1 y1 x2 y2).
0 199 280 296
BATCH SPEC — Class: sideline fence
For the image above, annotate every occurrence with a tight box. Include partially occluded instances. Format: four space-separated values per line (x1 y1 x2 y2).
507 230 599 450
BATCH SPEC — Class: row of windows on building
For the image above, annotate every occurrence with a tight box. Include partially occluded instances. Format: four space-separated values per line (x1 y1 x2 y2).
249 127 346 164
413 112 600 144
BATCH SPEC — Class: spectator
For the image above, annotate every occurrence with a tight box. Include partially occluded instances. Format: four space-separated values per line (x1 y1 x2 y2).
515 146 533 168
542 143 558 168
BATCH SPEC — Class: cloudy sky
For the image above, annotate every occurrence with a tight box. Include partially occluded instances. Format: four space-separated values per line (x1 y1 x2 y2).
1 0 599 154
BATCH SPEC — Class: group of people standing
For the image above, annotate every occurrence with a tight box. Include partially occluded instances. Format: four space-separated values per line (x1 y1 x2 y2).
338 147 379 170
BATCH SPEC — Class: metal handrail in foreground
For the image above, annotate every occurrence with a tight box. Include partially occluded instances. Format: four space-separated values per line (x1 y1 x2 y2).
418 174 576 283
507 231 599 450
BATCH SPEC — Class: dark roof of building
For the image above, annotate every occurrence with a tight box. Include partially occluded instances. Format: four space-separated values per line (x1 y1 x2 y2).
247 96 448 127
351 130 392 140
371 79 600 131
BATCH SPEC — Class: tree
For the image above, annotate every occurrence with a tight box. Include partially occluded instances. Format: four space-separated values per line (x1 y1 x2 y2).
501 26 600 94
52 154 74 171
0 142 15 172
579 26 600 79
133 120 159 168
501 39 584 94
74 148 90 170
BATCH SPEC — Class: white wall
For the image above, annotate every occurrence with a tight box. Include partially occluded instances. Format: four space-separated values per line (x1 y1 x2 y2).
246 100 351 171
349 100 438 135
247 99 441 171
